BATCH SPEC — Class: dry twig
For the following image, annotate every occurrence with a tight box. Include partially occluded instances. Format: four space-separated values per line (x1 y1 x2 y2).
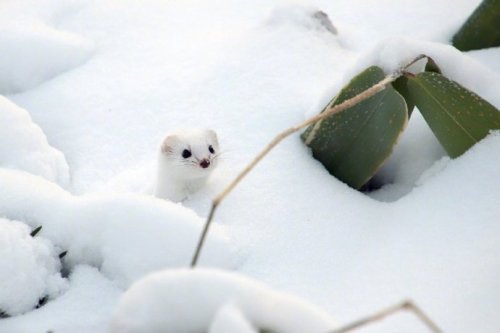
190 55 426 267
329 299 443 333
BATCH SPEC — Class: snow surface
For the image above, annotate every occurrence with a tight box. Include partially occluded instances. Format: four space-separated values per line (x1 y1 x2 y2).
209 303 258 333
0 96 70 187
0 265 122 333
109 268 337 333
0 169 234 288
0 17 94 94
0 0 499 332
0 219 67 316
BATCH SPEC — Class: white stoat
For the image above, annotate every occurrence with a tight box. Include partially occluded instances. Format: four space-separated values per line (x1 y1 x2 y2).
154 128 220 202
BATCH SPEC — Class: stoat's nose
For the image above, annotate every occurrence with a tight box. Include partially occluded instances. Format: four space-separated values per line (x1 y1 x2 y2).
200 159 210 169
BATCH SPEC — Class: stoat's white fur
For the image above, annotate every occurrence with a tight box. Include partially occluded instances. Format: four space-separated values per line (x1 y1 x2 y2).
155 129 219 202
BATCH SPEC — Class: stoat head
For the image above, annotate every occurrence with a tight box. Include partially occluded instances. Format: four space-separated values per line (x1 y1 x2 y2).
160 129 220 178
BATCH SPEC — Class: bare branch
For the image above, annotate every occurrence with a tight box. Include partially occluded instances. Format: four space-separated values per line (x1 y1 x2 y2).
329 299 443 333
190 55 427 267
190 203 219 267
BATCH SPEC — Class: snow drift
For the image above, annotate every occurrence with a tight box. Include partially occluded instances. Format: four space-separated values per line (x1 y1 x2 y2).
0 219 67 316
0 96 70 187
109 268 337 333
0 169 235 288
0 21 94 94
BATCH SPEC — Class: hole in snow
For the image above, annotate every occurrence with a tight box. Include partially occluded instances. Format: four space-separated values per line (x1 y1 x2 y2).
361 113 447 202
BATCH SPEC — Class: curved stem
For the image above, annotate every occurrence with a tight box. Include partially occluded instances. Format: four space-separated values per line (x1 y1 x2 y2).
329 300 443 333
190 55 427 267
190 203 219 267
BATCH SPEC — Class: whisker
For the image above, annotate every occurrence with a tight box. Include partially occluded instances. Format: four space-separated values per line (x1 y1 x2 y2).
213 151 229 159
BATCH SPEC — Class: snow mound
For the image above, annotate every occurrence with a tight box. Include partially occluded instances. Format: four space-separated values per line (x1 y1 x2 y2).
0 219 68 316
109 268 337 333
209 303 258 333
0 20 94 94
324 37 500 201
0 265 122 333
0 169 235 287
0 96 70 187
266 5 337 35
346 38 500 108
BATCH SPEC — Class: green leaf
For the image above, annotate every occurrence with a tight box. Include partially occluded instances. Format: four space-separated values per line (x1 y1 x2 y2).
302 66 408 189
36 296 48 309
452 0 500 51
392 76 415 117
424 57 441 74
30 225 42 237
407 71 500 158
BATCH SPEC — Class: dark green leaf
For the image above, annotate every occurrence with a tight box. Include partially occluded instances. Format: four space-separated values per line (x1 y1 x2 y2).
36 296 48 309
452 0 500 51
392 76 415 117
302 66 408 189
408 71 500 158
30 225 42 237
424 57 441 74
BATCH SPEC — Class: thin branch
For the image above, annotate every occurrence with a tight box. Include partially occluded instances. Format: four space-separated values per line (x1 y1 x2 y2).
190 55 427 267
30 225 42 237
190 203 219 267
329 299 443 333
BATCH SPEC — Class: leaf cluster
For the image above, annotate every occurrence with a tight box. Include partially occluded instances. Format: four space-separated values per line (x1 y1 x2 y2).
301 57 500 189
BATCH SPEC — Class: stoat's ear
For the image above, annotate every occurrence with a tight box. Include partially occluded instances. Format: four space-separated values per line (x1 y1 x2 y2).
206 129 219 148
161 135 177 153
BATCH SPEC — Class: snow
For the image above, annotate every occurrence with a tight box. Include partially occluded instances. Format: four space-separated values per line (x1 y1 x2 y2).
468 47 500 75
0 18 94 94
209 304 257 333
266 4 338 35
0 0 498 332
0 265 122 333
0 219 67 316
109 268 336 333
0 96 70 187
0 169 234 288
345 38 500 107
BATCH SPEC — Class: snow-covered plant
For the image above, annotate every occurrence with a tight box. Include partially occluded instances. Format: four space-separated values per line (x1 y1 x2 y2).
0 220 68 317
109 268 337 333
301 56 500 189
191 54 500 266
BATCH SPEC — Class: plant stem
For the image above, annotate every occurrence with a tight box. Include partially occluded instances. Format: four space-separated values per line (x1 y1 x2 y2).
190 203 219 266
190 55 427 267
30 225 42 237
329 300 443 333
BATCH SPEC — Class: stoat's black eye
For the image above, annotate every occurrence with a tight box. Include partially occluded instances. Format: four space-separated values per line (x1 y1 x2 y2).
208 145 215 154
182 149 192 158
